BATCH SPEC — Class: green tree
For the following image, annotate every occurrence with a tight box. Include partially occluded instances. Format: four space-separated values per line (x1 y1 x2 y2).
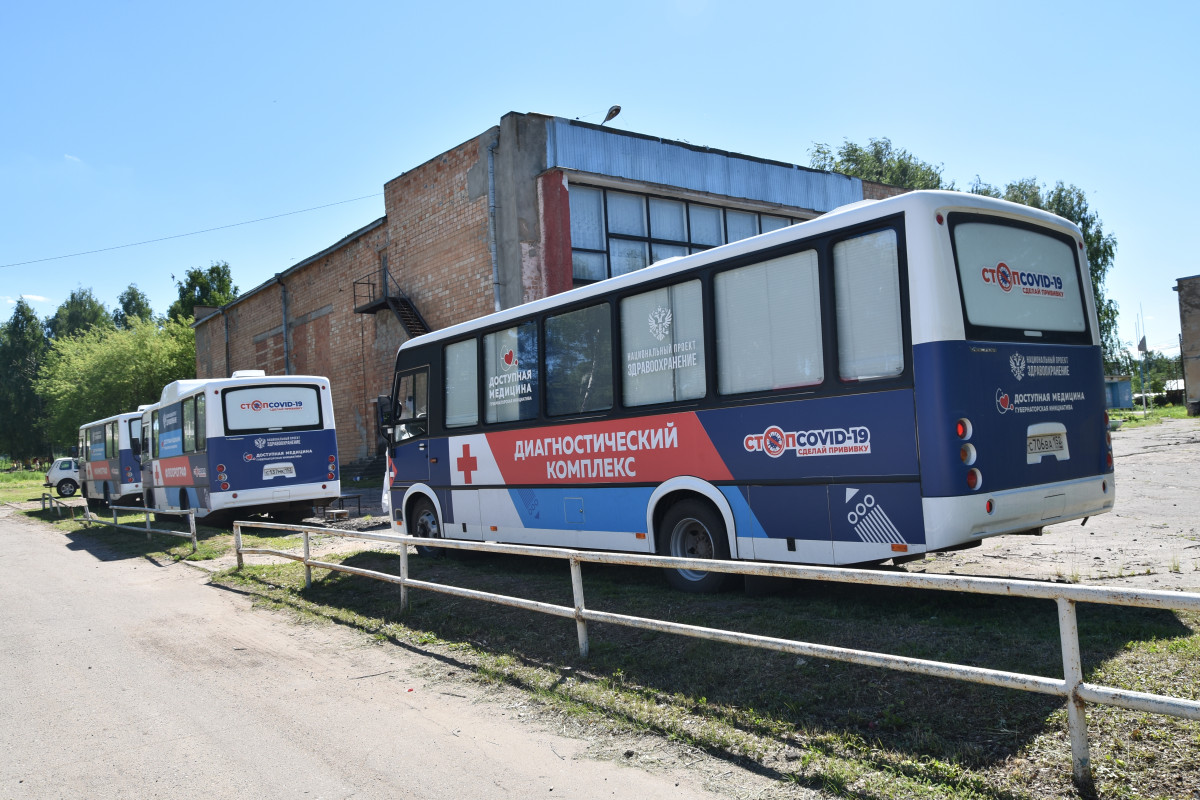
810 137 950 190
0 299 50 460
36 318 195 447
168 261 238 320
113 284 154 329
1128 350 1181 395
46 287 115 339
969 178 1120 367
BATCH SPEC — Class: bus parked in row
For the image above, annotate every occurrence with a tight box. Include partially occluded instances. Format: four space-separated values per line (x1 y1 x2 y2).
383 190 1115 591
78 411 143 510
139 370 340 524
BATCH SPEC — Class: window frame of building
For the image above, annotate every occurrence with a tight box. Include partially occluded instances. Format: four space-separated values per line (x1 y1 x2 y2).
568 184 809 286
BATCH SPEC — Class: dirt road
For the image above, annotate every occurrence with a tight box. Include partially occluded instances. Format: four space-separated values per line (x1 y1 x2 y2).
0 506 737 800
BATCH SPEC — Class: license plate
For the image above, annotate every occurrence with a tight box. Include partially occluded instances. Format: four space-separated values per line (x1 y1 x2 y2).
263 462 297 480
1027 433 1065 455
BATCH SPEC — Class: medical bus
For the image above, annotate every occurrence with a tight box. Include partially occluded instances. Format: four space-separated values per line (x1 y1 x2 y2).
139 370 340 524
383 190 1115 591
78 411 143 510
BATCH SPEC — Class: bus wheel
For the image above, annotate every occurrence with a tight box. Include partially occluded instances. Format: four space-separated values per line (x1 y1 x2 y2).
658 499 732 593
408 497 444 558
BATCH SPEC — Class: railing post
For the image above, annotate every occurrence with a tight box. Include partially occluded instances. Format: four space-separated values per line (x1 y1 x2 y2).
399 538 409 612
145 506 152 539
234 522 244 570
570 556 589 658
188 510 197 553
1057 597 1096 797
304 530 312 590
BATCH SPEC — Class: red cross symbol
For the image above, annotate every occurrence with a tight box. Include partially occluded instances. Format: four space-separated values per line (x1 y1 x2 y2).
457 443 479 485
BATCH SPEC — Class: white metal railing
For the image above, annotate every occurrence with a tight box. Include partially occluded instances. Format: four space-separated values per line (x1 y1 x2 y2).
40 492 86 522
85 503 198 553
232 521 1200 794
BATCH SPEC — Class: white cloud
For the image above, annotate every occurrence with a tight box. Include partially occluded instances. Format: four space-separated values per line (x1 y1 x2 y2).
64 154 81 162
21 294 50 303
2 296 14 305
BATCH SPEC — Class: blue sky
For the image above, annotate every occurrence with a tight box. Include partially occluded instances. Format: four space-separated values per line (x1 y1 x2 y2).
2 0 1195 358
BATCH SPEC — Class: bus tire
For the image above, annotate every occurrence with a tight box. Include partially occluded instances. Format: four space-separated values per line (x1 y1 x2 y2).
56 479 78 497
408 496 444 558
658 499 732 593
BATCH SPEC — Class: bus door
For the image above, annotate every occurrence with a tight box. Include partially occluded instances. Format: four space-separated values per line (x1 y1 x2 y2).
391 369 430 488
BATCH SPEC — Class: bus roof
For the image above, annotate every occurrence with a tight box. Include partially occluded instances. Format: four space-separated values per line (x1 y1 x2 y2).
78 410 142 431
157 373 331 406
397 189 1086 352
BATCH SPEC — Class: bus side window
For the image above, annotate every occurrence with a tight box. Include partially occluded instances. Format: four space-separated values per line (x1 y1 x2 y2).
151 411 160 459
196 394 206 452
140 417 151 463
130 419 141 457
183 397 196 453
444 340 479 428
833 229 904 381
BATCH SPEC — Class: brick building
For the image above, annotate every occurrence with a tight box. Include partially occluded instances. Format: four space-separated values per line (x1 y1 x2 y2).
1175 274 1200 415
194 112 905 466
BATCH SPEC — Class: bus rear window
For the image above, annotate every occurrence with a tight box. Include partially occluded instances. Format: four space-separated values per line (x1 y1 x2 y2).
223 385 323 433
951 216 1088 340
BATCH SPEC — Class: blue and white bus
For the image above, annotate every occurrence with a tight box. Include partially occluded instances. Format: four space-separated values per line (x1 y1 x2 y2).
139 370 341 524
383 190 1115 591
78 411 143 510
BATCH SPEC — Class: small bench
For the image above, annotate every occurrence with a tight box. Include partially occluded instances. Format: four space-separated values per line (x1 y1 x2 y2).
323 493 362 520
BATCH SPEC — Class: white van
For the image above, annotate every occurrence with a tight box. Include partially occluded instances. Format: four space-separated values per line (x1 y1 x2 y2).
44 458 80 497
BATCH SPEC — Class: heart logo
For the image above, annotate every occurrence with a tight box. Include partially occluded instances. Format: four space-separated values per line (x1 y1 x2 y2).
1000 394 1010 409
503 349 516 368
995 388 1013 414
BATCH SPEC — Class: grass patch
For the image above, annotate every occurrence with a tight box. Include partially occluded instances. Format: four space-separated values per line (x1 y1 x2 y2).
0 470 53 504
1110 404 1191 428
210 550 1200 799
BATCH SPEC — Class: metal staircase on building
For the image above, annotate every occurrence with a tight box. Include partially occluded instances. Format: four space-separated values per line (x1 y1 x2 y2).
353 266 430 338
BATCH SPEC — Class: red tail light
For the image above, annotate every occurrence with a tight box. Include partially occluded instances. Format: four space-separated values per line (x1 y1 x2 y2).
966 468 982 490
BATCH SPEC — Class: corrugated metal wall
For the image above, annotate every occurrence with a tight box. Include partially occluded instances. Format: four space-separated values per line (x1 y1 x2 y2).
545 117 863 213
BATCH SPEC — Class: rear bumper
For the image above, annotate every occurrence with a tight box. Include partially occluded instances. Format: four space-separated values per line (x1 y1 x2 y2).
923 474 1115 551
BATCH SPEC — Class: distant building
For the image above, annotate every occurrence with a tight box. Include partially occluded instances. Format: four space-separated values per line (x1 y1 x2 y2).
1104 375 1133 409
193 112 905 465
1175 274 1200 415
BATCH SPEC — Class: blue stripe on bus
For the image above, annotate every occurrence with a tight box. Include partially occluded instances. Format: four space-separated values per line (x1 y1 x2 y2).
506 486 654 531
696 389 920 482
